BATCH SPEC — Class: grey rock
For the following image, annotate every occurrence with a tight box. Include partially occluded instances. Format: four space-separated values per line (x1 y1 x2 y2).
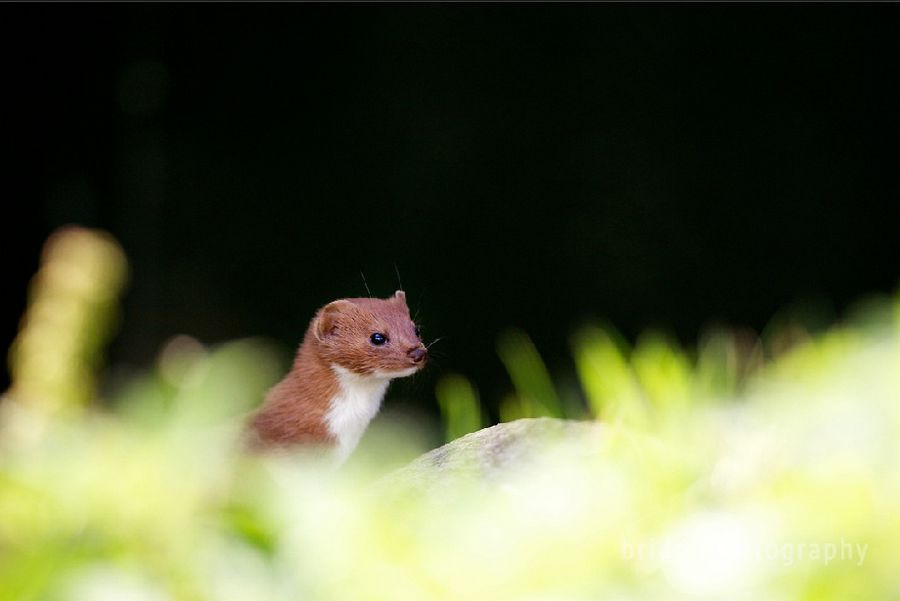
376 417 603 500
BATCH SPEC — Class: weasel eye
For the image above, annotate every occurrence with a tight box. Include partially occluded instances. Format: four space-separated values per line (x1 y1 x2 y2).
370 332 387 346
414 325 421 339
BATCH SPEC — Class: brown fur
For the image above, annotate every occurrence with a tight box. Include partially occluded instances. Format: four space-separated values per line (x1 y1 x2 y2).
248 290 426 450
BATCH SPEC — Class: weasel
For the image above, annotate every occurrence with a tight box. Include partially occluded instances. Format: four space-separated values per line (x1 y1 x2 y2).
248 290 427 464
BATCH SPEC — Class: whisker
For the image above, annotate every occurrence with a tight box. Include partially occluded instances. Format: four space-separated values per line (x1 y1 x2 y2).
393 263 404 291
414 291 425 322
360 270 372 297
426 337 444 349
424 355 444 369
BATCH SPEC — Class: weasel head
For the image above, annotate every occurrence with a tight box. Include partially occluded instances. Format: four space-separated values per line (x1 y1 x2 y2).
311 290 427 379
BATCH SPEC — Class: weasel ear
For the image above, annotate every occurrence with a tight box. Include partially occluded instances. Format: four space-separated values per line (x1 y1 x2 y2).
315 299 353 341
393 290 406 304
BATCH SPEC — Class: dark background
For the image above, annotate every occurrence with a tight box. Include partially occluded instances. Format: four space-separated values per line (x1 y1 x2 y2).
4 5 898 424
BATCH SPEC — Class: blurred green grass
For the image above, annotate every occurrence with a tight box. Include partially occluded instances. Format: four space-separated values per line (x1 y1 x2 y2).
3 228 899 600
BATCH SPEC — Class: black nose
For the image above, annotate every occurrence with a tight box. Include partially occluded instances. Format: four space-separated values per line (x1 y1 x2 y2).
408 347 427 364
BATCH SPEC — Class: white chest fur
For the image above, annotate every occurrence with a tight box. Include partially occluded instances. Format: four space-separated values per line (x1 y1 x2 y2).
326 365 392 464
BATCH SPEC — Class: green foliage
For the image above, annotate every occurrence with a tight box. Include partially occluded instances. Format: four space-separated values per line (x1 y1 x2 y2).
4 229 900 600
496 328 564 420
434 374 483 443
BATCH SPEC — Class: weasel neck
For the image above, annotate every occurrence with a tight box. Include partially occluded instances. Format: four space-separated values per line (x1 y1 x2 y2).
326 365 392 465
